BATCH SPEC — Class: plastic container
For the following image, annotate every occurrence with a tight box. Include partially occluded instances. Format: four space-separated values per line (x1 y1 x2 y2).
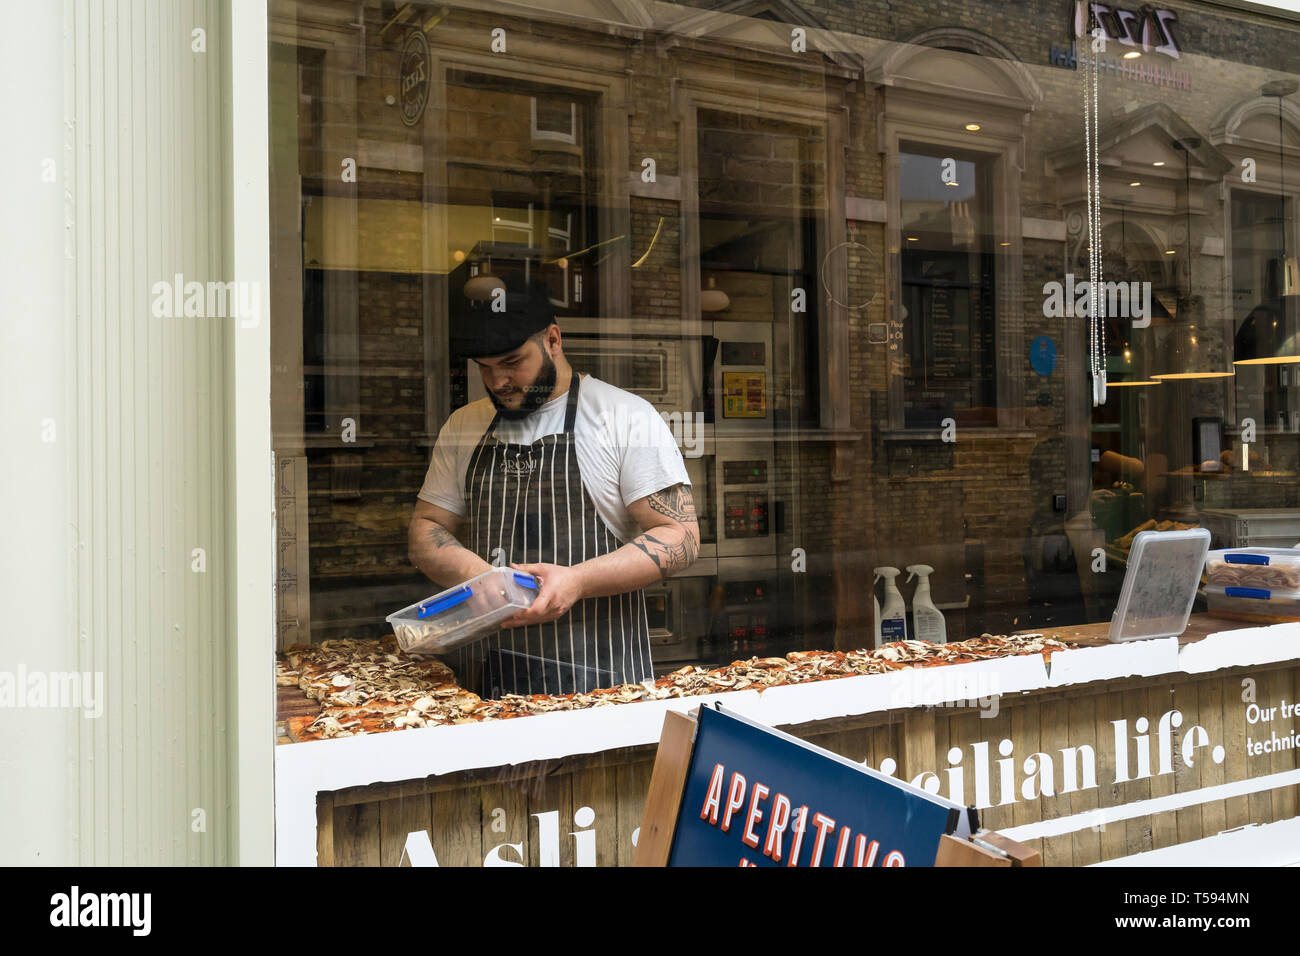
1108 528 1209 642
1205 585 1300 625
1198 509 1300 550
1205 547 1300 592
387 567 539 656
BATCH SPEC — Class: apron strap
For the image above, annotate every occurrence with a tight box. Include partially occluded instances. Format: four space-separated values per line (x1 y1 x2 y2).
563 371 581 434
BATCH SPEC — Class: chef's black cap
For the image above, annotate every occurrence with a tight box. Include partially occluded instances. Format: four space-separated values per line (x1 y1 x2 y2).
451 275 557 359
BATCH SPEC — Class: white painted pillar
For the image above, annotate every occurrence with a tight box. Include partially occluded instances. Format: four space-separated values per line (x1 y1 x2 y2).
0 0 72 866
0 0 275 865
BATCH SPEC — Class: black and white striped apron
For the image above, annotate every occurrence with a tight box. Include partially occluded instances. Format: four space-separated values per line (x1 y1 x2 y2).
450 374 654 697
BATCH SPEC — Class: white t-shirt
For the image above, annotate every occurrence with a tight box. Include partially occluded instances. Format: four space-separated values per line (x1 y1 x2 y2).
418 374 691 543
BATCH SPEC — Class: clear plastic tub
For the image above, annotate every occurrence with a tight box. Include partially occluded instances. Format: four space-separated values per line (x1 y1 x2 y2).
1205 585 1300 624
387 567 539 656
1199 509 1300 549
1205 547 1300 591
1108 528 1209 642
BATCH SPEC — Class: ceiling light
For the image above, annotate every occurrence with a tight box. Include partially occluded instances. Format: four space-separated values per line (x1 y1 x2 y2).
906 236 919 241
965 123 981 131
945 181 959 187
701 276 730 313
1165 249 1176 255
1129 181 1141 187
999 241 1011 246
464 273 506 301
1153 161 1166 167
1123 51 1141 59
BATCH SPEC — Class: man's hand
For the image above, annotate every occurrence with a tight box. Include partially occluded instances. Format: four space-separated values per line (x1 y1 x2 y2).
499 562 586 628
488 483 701 629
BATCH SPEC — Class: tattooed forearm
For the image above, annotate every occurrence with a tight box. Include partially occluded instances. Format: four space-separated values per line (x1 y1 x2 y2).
426 523 462 550
645 484 696 524
630 525 699 579
578 484 700 593
409 512 493 588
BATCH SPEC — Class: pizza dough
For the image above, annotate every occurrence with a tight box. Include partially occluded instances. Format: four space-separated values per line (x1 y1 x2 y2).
280 632 1073 741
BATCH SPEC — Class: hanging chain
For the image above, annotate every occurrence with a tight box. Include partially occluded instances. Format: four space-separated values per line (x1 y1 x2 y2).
1083 15 1106 405
1280 97 1287 262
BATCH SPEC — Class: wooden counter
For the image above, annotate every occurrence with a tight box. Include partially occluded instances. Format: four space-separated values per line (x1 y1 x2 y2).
274 617 1300 866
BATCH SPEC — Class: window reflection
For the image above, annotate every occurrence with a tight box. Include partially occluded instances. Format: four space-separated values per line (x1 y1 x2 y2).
268 1 1300 667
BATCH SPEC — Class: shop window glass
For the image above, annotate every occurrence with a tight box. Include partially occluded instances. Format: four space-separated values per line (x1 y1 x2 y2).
899 146 996 429
696 108 823 429
267 0 1300 701
1232 190 1297 431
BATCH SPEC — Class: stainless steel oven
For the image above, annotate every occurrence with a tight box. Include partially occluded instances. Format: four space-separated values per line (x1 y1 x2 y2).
714 553 782 661
683 453 716 559
713 441 777 557
708 321 773 429
682 442 777 559
467 333 684 413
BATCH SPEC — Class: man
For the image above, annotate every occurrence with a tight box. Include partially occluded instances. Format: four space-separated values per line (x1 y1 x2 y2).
409 281 699 697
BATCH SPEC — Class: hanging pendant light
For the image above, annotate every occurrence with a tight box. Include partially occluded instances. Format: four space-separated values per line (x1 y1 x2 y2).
1234 79 1300 365
700 275 730 312
1106 201 1161 386
1267 79 1299 299
1153 296 1234 379
464 268 506 301
1152 138 1235 380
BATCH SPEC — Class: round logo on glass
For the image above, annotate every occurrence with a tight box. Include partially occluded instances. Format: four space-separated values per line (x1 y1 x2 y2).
1031 335 1057 376
398 30 430 128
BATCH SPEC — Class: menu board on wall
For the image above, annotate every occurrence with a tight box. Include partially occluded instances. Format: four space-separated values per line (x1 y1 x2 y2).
902 279 996 428
722 371 766 418
924 286 972 386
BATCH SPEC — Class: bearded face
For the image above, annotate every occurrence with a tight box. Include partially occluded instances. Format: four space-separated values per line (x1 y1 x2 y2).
479 333 559 421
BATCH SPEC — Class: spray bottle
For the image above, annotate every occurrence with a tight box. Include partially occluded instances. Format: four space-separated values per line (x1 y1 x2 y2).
875 567 908 642
906 564 947 644
872 573 883 648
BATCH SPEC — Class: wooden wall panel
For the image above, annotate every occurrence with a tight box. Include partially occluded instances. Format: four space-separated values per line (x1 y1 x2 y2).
1068 693 1101 866
1172 679 1203 847
1197 677 1226 837
314 665 1300 866
1095 686 1126 861
479 772 530 867
1223 674 1251 829
571 764 620 869
1039 696 1072 867
1148 684 1178 850
379 784 433 867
